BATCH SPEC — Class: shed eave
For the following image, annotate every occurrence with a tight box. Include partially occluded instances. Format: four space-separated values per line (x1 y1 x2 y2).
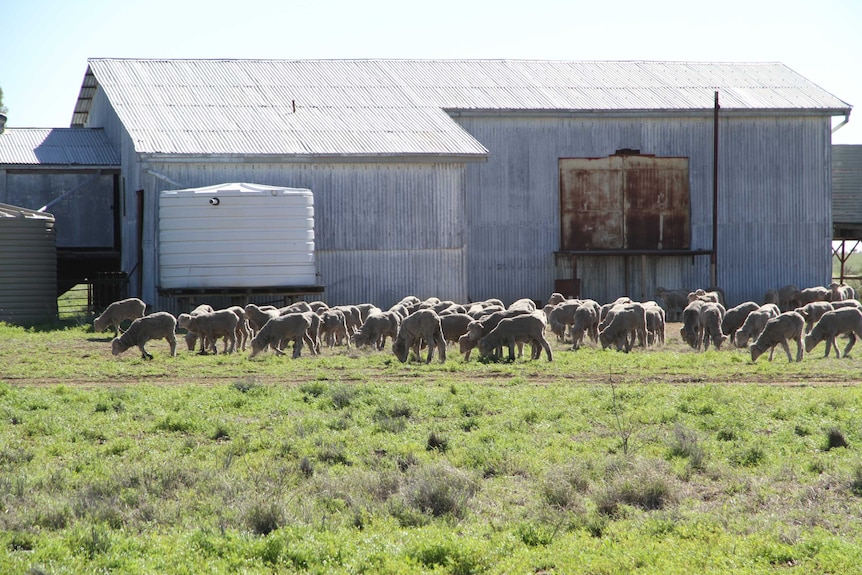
137 151 489 164
445 107 853 118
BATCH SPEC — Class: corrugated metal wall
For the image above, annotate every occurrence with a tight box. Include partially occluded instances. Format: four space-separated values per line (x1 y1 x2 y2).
456 113 833 307
0 205 57 325
133 161 467 311
833 144 862 228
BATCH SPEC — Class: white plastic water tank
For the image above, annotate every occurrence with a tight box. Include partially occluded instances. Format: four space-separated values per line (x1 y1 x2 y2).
158 183 317 290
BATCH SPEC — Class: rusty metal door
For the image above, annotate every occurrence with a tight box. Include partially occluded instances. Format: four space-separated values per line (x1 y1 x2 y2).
559 155 690 251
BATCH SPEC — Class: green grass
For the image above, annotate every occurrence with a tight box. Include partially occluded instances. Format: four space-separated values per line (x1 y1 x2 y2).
1 323 862 573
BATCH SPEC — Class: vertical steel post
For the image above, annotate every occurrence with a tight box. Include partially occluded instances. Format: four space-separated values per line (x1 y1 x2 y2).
711 91 720 287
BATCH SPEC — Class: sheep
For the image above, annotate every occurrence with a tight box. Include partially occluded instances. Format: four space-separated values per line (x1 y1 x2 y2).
355 303 381 323
791 286 831 308
763 289 779 307
829 282 856 302
654 287 688 322
749 311 805 363
734 304 780 348
643 302 666 346
548 300 581 342
721 301 760 340
679 300 706 350
777 284 799 312
94 297 147 337
831 299 862 311
392 309 446 363
249 313 313 359
803 307 862 358
600 297 633 325
183 309 239 354
388 303 410 320
178 304 215 351
320 309 350 349
601 301 647 349
461 308 532 360
308 301 330 314
477 312 552 362
599 305 646 352
508 298 537 312
794 301 834 333
700 302 727 350
440 313 473 345
570 300 601 350
332 304 363 332
111 312 177 360
547 292 566 307
244 304 281 334
279 301 312 315
352 311 402 350
467 303 504 319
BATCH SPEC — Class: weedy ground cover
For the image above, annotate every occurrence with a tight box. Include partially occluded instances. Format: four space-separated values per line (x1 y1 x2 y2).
1 322 861 573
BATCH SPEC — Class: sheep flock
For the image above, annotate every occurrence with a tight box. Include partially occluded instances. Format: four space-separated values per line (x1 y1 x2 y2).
100 282 862 364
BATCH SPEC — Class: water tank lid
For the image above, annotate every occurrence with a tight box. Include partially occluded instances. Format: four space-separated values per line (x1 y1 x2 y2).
0 202 55 221
161 182 311 196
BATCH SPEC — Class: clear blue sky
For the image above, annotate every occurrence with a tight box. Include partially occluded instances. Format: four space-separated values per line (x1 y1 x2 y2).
2 0 860 144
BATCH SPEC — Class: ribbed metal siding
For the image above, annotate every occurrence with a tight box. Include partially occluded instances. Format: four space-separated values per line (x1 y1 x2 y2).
833 145 862 226
0 205 57 325
140 162 467 310
458 113 833 307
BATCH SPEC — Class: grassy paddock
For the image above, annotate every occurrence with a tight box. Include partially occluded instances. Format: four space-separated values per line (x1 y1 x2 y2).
1 322 862 574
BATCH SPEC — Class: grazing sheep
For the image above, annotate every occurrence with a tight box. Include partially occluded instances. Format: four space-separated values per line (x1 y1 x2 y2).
249 313 313 359
440 313 473 345
829 282 856 302
393 309 446 363
353 311 402 350
388 303 410 320
794 301 834 333
332 305 363 337
111 312 177 359
355 303 381 323
94 297 147 337
320 309 350 349
244 304 281 334
643 302 666 346
721 301 760 340
308 301 330 314
831 299 862 311
700 302 727 350
462 308 532 360
777 284 800 312
570 300 601 350
734 304 780 348
467 303 504 319
184 309 239 354
477 312 552 362
804 307 862 358
791 286 831 308
749 311 805 363
654 288 688 322
548 300 581 342
547 292 566 307
599 304 646 352
178 304 215 351
508 298 537 312
279 301 313 316
679 300 706 350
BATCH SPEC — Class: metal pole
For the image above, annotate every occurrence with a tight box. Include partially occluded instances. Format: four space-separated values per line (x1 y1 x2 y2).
711 91 719 287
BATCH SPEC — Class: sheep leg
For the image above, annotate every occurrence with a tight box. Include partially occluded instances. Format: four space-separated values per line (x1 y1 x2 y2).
272 346 286 356
768 344 776 361
168 333 177 357
844 333 858 358
292 336 304 359
779 339 794 362
138 343 153 360
303 333 317 355
825 336 838 358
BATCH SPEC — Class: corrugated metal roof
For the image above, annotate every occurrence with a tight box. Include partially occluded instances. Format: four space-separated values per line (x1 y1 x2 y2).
0 128 120 166
76 59 852 157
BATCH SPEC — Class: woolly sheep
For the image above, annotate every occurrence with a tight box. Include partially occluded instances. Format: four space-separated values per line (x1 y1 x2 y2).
570 299 601 350
478 312 552 362
178 304 215 351
599 304 646 352
94 297 147 337
462 308 532 360
279 301 313 315
308 301 330 314
320 309 350 349
749 311 805 363
831 299 862 311
355 303 381 323
776 284 799 312
249 313 313 359
791 286 831 308
547 292 566 307
829 282 856 302
508 298 537 312
721 301 760 339
643 302 666 346
794 301 834 333
332 305 363 337
352 311 402 350
700 302 727 351
440 313 473 345
393 309 446 363
244 304 280 334
601 301 647 349
734 304 780 348
654 288 688 322
184 309 239 354
548 300 581 342
111 312 177 360
679 300 706 350
803 307 862 358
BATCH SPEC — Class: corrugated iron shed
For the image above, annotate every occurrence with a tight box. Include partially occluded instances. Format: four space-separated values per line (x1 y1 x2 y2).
833 144 862 236
73 59 850 158
0 128 120 166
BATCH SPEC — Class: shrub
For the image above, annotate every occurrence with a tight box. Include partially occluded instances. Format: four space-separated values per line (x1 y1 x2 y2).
595 459 675 516
402 463 477 518
541 462 590 509
426 431 449 453
667 423 707 470
850 465 862 496
244 500 285 536
825 427 849 450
